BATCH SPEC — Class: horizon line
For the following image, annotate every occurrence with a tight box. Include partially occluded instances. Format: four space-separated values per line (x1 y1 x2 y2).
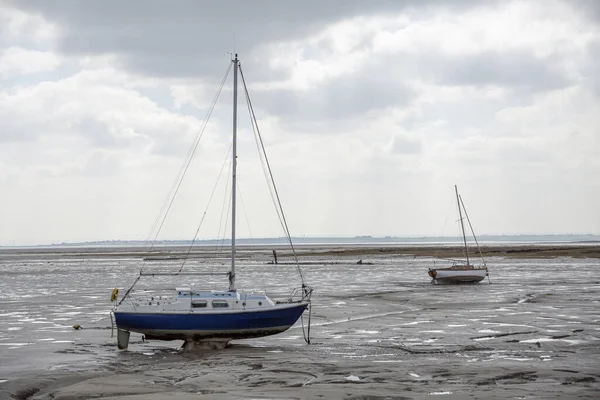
2 233 600 247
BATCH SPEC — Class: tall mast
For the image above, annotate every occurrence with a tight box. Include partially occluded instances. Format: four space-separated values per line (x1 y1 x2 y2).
455 185 470 265
230 54 238 291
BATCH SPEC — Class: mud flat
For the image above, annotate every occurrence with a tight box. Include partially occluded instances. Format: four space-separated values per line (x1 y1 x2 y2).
0 247 599 399
1 243 600 261
294 244 600 259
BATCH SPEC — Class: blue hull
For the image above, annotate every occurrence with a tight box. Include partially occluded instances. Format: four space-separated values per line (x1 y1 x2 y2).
114 303 308 341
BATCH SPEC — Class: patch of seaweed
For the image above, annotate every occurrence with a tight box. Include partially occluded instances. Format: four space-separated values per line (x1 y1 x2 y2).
11 388 40 400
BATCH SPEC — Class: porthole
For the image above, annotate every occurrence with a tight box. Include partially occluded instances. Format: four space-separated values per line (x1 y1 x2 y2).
258 301 262 306
242 302 246 306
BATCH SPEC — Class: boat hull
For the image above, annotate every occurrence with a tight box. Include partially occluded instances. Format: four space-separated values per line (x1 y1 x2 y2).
113 302 308 342
429 267 487 284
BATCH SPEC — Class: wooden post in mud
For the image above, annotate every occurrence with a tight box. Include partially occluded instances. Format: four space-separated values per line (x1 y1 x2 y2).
272 250 278 264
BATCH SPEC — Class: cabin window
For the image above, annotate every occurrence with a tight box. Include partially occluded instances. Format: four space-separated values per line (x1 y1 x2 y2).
212 300 229 308
192 300 207 308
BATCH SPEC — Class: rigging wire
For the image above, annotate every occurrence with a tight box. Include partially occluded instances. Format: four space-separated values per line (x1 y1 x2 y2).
176 144 233 274
241 83 286 238
459 194 491 283
238 64 306 288
120 61 232 303
145 62 233 259
455 190 469 263
119 57 312 307
452 188 467 262
229 74 257 252
239 73 285 232
457 221 466 263
216 165 233 258
459 194 488 267
236 179 257 251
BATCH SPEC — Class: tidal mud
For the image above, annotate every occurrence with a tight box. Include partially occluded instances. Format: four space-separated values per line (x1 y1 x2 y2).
0 246 598 399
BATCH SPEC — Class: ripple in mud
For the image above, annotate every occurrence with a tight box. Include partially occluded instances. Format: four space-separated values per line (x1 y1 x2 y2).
55 348 93 355
476 371 538 385
345 396 411 400
471 330 538 340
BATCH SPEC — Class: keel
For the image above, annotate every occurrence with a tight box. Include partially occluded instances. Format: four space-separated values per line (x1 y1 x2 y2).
117 329 130 350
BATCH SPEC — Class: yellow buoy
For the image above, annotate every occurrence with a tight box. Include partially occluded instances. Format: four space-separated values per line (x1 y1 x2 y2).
72 324 81 330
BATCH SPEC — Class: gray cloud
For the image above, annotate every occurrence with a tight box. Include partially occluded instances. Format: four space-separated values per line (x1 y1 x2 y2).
584 40 600 96
244 47 570 132
14 0 489 80
391 134 422 154
571 0 600 23
253 74 413 124
0 0 599 244
0 113 37 142
436 50 571 91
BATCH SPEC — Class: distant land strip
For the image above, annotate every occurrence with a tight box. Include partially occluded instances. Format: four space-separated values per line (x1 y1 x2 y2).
44 233 600 247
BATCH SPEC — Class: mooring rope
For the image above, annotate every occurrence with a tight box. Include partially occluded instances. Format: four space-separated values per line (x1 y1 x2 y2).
301 300 312 344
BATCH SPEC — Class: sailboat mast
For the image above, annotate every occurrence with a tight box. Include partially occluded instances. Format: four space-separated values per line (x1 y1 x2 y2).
455 185 470 265
230 54 238 291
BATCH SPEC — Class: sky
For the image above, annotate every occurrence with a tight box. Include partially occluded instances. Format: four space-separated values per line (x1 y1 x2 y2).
0 0 599 245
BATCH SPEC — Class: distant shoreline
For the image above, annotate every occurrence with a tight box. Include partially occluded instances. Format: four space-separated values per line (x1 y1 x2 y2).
2 234 600 249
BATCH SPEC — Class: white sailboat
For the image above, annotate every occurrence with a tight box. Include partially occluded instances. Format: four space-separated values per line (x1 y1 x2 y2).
111 55 313 350
428 185 489 284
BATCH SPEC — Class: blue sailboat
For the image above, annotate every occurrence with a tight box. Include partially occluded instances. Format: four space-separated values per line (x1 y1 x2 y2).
112 55 312 350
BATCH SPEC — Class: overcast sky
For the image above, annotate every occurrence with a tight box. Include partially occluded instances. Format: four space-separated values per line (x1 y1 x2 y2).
0 0 598 245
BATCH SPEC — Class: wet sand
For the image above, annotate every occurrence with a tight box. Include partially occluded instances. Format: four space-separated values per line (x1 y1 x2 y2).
300 243 600 259
0 245 599 399
2 243 600 260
